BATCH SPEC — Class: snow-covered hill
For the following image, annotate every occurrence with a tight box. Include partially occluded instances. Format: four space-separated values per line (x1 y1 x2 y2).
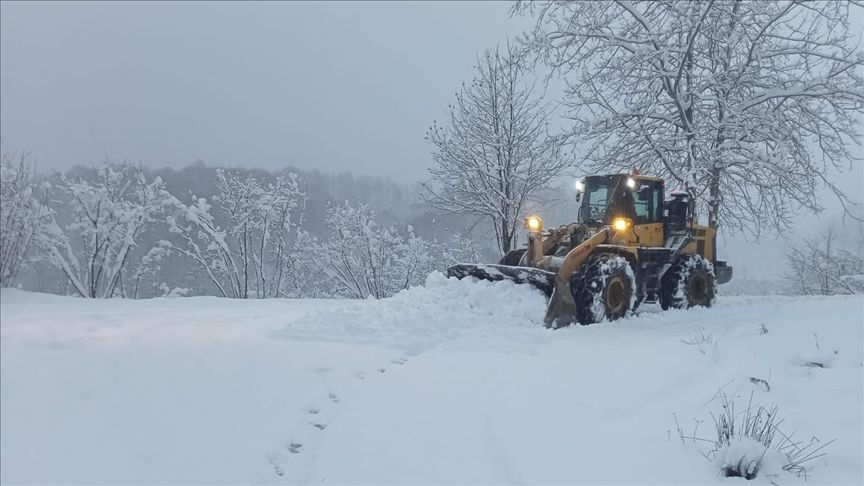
1 275 862 485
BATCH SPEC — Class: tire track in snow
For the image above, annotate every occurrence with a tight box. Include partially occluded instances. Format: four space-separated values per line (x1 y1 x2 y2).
483 372 526 485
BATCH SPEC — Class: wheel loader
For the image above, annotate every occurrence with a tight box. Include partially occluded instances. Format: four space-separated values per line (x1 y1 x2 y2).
446 170 733 328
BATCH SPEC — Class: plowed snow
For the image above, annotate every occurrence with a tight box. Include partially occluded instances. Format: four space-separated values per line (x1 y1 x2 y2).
2 277 862 485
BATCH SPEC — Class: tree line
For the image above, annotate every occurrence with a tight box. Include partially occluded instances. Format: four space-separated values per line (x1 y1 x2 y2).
0 153 488 299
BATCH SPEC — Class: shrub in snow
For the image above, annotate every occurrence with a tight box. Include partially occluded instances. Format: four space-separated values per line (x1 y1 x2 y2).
314 201 440 299
680 328 724 347
782 226 863 296
163 168 308 299
34 160 172 298
441 234 484 267
0 149 51 288
681 392 834 481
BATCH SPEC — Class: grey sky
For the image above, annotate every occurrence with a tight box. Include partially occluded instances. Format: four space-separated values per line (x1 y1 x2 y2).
1 0 531 182
2 0 862 277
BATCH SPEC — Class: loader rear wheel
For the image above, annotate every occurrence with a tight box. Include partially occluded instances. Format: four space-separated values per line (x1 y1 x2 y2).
660 254 716 310
571 253 636 325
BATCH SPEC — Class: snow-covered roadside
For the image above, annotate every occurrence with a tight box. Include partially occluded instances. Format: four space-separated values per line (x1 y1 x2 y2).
1 290 398 484
1 275 862 485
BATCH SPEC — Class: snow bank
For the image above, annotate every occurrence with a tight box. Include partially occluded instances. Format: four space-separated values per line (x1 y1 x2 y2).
273 271 554 353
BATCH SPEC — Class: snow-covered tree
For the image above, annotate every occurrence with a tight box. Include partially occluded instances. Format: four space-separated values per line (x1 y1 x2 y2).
517 0 864 238
440 234 485 267
129 244 172 299
163 168 307 298
317 201 438 299
35 161 172 298
782 225 863 295
0 149 50 287
424 40 569 255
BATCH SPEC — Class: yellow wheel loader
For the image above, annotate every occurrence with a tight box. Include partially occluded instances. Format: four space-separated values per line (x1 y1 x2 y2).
447 171 733 328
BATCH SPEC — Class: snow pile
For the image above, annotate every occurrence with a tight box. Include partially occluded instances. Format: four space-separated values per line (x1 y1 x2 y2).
273 271 553 353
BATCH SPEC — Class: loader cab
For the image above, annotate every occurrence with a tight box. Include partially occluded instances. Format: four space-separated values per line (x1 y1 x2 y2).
577 174 664 226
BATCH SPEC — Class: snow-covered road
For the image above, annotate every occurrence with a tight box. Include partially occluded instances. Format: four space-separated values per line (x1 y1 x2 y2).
2 274 862 485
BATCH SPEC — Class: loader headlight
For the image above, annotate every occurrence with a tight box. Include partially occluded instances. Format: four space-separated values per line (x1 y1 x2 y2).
575 179 585 193
626 177 636 189
612 217 632 231
525 216 543 232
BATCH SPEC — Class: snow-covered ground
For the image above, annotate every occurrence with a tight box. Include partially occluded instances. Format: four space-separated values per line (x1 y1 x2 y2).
2 273 862 485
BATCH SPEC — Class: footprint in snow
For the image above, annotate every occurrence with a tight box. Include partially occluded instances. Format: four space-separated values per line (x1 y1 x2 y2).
355 371 366 380
329 391 341 403
310 422 328 430
391 357 408 365
266 451 286 476
287 442 303 454
307 407 320 415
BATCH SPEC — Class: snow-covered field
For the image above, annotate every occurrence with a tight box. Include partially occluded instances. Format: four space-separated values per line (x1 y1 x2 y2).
1 273 862 485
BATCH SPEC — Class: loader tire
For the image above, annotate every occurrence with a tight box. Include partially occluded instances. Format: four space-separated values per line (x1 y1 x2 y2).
499 249 527 267
660 254 716 310
571 253 636 324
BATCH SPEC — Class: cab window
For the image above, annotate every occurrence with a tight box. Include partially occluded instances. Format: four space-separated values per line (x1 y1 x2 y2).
633 180 662 224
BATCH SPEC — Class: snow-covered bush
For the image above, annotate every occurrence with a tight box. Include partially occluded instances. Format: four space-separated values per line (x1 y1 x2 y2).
163 168 308 298
782 226 863 296
0 150 50 287
680 392 833 481
316 201 439 299
441 234 484 267
34 161 172 298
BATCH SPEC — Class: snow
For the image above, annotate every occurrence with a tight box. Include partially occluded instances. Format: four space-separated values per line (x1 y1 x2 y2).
2 277 862 485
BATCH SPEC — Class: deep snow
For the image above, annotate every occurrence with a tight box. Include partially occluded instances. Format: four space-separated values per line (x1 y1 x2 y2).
1 274 862 485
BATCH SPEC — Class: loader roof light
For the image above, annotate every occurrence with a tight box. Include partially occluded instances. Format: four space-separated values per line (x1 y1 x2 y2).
626 177 636 189
575 179 585 193
525 216 543 232
612 217 632 231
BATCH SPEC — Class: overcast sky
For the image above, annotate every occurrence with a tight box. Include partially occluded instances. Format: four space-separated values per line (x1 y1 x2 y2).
2 1 862 275
1 0 532 182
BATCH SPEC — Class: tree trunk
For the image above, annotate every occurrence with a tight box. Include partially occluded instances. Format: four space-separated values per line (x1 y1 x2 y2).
708 166 722 230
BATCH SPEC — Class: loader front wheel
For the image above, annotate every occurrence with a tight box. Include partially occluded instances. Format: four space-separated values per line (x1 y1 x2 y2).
572 253 636 325
660 254 716 310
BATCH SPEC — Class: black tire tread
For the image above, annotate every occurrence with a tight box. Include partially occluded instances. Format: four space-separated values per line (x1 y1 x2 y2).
660 254 716 310
571 253 635 325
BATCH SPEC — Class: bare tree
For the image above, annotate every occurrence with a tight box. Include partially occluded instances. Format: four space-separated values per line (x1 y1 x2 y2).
424 40 569 255
782 225 863 295
516 0 864 238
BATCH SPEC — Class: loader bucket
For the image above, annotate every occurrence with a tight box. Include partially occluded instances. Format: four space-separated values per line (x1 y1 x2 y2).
446 263 556 296
543 275 579 329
